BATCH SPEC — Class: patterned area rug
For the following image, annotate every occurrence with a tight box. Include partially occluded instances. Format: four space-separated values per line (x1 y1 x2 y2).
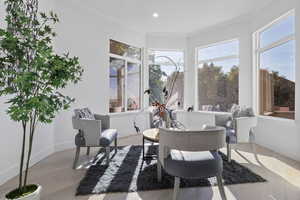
76 145 266 195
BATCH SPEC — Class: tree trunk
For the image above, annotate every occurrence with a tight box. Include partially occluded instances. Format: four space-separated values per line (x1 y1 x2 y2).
19 121 27 191
23 117 36 187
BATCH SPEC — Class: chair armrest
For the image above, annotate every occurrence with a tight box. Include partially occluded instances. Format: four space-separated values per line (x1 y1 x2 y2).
94 114 110 130
235 117 257 143
72 117 102 146
215 112 232 127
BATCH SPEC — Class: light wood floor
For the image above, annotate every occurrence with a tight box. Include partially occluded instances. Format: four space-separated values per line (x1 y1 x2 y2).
1 134 300 200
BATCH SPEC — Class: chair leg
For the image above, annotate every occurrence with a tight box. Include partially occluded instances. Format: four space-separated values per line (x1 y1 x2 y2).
227 143 231 162
249 128 257 159
86 147 90 156
173 177 180 200
217 174 227 200
142 136 145 160
114 137 118 153
249 128 255 143
157 161 162 182
73 146 80 169
105 146 110 165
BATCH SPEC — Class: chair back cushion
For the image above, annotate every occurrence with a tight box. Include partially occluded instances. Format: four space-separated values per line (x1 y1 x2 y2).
159 127 225 152
158 127 225 168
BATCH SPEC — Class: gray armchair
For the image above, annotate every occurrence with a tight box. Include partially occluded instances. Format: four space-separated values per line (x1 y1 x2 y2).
215 111 257 162
72 109 118 169
157 127 227 200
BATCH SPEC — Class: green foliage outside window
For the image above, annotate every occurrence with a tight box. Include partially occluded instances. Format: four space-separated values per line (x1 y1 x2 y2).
198 63 239 111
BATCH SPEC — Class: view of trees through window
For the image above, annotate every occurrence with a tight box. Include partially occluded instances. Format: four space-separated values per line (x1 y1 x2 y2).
257 13 295 119
197 40 239 112
148 50 184 109
109 40 141 113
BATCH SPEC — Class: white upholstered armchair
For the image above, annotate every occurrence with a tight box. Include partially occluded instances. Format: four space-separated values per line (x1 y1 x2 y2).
215 113 257 162
72 108 118 169
157 127 227 200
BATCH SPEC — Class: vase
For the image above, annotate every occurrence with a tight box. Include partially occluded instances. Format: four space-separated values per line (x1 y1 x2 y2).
5 185 42 200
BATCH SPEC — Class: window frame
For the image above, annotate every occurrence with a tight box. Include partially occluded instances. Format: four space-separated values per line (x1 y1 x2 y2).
109 39 143 113
253 10 295 120
147 48 186 109
195 38 240 111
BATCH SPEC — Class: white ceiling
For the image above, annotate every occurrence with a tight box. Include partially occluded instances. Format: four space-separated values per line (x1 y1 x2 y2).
84 0 275 34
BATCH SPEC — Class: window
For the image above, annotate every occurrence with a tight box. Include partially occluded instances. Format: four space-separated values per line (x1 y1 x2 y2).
109 40 142 113
148 50 184 109
255 11 295 119
196 40 239 112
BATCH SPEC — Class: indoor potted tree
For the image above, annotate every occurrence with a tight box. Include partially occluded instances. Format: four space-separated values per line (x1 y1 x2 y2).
0 0 83 199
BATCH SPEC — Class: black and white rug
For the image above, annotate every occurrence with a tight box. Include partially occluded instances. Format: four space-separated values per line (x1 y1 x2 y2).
76 145 266 195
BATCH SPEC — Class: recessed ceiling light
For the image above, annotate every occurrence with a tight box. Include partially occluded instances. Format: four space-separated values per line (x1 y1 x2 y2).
152 12 159 18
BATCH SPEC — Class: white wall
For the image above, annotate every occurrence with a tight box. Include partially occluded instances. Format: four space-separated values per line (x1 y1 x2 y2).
251 0 300 161
146 33 187 50
52 0 147 151
187 17 253 109
0 0 146 185
186 0 300 161
0 1 55 185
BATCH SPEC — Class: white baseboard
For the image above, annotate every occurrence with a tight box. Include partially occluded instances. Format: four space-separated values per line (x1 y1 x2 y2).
0 164 19 186
31 146 54 166
0 146 54 186
0 135 138 186
54 141 75 152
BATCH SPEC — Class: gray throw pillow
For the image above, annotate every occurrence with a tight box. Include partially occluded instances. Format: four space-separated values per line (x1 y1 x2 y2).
74 109 84 119
74 108 95 120
238 106 255 117
245 107 255 117
82 108 95 119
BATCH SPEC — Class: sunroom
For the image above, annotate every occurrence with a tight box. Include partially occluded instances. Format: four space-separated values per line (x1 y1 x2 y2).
0 0 300 199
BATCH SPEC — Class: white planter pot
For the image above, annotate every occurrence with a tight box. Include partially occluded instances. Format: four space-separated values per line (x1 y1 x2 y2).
5 185 42 200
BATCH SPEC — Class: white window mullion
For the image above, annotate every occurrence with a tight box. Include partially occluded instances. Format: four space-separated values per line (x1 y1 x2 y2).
253 31 260 114
198 54 239 65
257 34 295 54
194 47 199 111
109 53 141 64
140 48 144 110
124 60 128 112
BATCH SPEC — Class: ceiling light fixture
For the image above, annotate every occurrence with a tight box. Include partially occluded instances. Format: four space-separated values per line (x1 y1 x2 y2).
152 12 159 18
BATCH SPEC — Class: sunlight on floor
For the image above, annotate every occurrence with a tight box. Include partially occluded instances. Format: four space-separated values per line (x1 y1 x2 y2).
1 135 300 200
228 145 300 188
